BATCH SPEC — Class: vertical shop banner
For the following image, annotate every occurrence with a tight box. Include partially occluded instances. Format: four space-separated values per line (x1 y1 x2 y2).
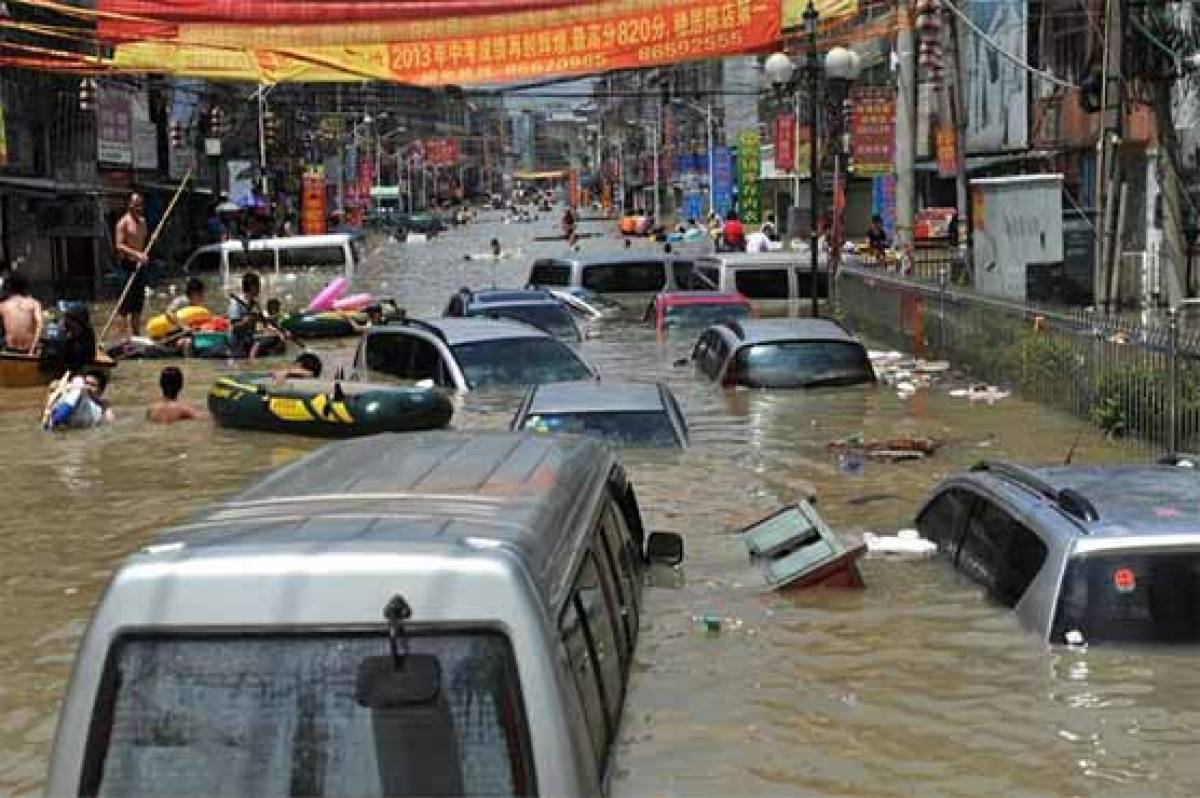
736 130 761 225
774 113 795 173
963 0 1028 152
683 191 704 222
302 168 327 235
796 125 812 178
850 87 894 176
133 121 159 171
935 122 958 177
712 145 733 218
568 169 581 207
0 103 8 167
98 84 133 166
872 175 897 242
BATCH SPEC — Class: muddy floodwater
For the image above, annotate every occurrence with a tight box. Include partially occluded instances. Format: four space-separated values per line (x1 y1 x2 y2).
2 213 1197 797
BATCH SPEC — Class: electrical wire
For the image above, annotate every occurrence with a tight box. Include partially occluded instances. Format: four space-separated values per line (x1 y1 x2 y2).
943 0 1079 90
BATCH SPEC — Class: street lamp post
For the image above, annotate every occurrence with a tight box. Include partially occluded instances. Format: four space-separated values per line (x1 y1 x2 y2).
764 5 860 318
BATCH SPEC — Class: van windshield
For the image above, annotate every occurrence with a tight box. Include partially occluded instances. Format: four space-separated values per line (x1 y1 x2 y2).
730 341 874 388
1052 551 1200 644
83 632 534 797
453 338 593 388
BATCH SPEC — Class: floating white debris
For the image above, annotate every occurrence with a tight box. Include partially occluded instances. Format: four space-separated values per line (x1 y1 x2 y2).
862 530 937 556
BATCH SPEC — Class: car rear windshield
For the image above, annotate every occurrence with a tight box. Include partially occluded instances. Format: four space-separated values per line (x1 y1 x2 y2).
662 303 750 329
522 410 681 447
581 262 666 293
730 341 874 388
454 338 592 388
529 261 570 286
470 304 580 341
81 631 534 797
1052 551 1200 644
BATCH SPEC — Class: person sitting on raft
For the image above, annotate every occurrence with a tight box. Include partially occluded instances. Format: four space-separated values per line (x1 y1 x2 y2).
228 272 262 358
147 366 205 424
0 271 43 355
274 352 323 381
165 277 207 323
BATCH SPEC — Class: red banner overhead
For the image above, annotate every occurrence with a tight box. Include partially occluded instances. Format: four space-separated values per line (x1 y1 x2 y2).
774 112 794 172
96 0 783 84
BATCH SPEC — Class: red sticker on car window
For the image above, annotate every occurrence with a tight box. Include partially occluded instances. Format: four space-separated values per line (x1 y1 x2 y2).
1113 567 1136 593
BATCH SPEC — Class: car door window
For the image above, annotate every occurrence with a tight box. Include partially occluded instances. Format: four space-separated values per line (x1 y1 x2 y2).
601 502 641 641
958 499 1048 608
671 261 697 289
573 553 624 732
364 333 416 375
559 599 608 769
916 488 975 555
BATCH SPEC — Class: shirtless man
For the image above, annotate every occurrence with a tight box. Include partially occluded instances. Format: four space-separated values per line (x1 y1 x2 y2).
146 366 205 424
0 272 43 354
113 193 150 341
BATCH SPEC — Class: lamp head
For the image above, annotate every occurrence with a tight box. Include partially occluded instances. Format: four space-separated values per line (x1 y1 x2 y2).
803 0 818 33
763 52 797 89
825 47 862 81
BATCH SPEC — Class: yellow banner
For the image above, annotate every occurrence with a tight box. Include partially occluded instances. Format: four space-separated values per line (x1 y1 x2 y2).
783 0 857 28
110 0 783 84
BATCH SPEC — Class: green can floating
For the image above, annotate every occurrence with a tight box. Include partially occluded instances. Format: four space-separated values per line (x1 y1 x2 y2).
208 375 453 438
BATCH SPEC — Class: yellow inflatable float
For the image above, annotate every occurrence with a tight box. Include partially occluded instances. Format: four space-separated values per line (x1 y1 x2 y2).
144 306 214 340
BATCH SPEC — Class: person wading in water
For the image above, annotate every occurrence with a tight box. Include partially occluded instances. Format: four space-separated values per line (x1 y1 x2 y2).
113 193 150 341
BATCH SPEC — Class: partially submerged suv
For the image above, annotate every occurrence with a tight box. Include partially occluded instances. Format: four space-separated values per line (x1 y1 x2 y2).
355 316 596 392
917 459 1200 645
48 431 684 796
444 287 582 342
691 318 875 388
512 380 689 448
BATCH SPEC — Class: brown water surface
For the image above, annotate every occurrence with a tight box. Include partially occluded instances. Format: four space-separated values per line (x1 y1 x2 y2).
1 216 1193 797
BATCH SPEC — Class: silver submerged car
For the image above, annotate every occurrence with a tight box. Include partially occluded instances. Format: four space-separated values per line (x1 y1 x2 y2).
512 380 689 448
47 432 684 796
355 316 597 392
916 459 1200 645
691 318 876 389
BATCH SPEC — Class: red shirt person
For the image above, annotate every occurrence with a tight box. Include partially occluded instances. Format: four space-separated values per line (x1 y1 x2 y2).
721 211 746 251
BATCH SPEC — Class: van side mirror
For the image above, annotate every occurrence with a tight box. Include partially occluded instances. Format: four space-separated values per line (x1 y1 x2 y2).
646 531 684 566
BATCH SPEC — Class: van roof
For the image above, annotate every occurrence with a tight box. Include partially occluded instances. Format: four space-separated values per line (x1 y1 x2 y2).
538 251 690 267
154 432 616 607
698 252 805 267
192 233 359 254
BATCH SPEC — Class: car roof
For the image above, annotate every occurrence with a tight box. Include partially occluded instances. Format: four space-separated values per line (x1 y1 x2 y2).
155 431 615 606
1032 465 1200 539
372 316 552 345
465 289 564 310
657 291 750 306
528 381 667 414
539 251 690 267
720 318 858 345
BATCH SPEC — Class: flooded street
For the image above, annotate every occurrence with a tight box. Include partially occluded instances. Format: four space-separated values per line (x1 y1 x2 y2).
3 214 1197 797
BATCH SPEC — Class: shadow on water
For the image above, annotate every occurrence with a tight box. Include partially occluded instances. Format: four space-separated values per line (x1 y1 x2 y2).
1 213 1197 796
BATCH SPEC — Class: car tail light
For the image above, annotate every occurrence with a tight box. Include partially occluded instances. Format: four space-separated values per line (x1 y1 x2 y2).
1113 567 1137 593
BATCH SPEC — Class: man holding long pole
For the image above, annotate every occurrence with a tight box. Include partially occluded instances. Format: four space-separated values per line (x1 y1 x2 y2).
112 193 150 341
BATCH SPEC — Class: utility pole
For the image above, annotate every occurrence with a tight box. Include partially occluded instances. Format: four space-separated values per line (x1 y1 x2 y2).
1097 0 1126 312
256 86 269 195
894 0 917 250
945 0 971 265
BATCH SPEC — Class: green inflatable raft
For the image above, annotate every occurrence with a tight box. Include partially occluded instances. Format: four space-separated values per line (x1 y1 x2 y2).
208 375 452 437
278 311 363 339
